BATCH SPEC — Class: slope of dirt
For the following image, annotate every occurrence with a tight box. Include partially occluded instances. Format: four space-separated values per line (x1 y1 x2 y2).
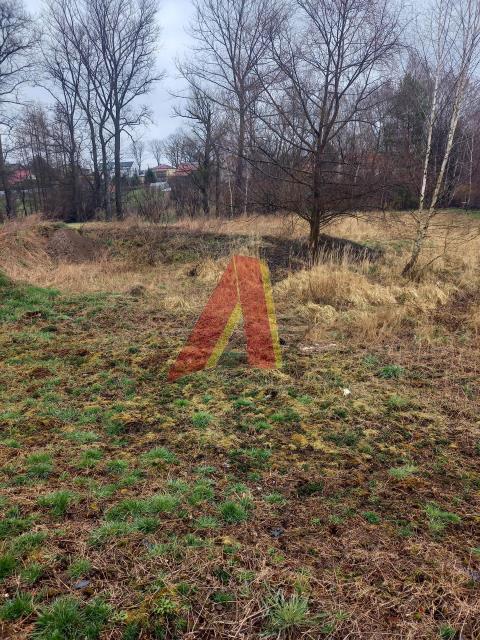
46 228 103 263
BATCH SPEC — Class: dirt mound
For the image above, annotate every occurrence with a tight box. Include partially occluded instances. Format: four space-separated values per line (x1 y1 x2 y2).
46 228 102 263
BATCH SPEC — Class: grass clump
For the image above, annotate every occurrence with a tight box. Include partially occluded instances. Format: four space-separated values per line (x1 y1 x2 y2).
38 490 77 517
377 365 405 379
68 558 92 580
0 553 17 580
32 596 110 640
21 562 44 584
425 503 461 535
192 411 213 428
266 592 309 634
11 531 47 556
141 447 177 464
26 453 53 479
218 500 249 524
0 591 34 621
89 521 135 546
388 465 418 480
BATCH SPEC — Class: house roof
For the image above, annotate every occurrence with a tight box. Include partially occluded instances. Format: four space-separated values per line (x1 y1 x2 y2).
153 164 173 171
10 168 33 184
175 163 197 176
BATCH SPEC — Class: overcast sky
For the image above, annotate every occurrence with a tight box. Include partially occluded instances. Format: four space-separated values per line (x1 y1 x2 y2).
22 0 194 165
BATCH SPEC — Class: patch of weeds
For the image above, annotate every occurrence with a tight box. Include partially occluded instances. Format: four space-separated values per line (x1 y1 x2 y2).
264 492 287 506
194 515 219 529
173 398 189 408
0 515 33 540
253 420 271 432
377 364 405 379
68 558 92 580
188 480 214 505
266 592 309 634
195 465 216 476
0 553 17 580
439 625 457 640
271 408 301 424
26 452 53 479
38 490 77 517
77 449 103 468
153 595 179 619
142 447 177 465
332 406 348 419
33 596 110 640
229 447 271 471
21 562 44 584
147 493 180 514
211 591 235 605
192 411 213 429
0 591 33 621
395 520 417 538
425 503 461 535
11 531 47 557
89 521 136 546
388 465 418 480
1 438 20 448
122 621 142 640
105 499 145 521
106 459 129 475
218 500 250 524
325 430 359 447
386 394 410 411
233 397 255 409
363 354 379 368
167 478 190 495
65 431 100 444
134 517 159 533
363 511 381 525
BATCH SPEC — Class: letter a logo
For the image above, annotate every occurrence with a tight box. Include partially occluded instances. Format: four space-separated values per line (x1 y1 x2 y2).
168 255 281 381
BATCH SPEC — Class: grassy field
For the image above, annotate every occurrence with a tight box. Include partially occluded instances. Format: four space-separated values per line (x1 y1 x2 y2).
0 213 479 639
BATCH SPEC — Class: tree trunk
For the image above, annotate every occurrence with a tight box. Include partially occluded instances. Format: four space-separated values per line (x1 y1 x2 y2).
68 118 79 221
99 129 110 220
234 103 246 216
403 77 464 277
0 134 14 219
114 117 122 219
309 136 323 264
214 149 221 217
87 115 101 212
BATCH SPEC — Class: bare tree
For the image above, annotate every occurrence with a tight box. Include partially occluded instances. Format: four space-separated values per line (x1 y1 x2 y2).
402 0 480 276
161 129 196 168
174 86 224 215
0 0 35 219
253 0 401 261
130 137 145 173
149 138 163 166
182 0 284 215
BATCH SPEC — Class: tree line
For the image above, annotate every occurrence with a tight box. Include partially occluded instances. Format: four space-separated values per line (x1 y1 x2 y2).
1 0 480 270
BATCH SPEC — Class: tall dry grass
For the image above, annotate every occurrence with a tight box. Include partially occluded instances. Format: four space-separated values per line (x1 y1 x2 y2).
1 212 480 341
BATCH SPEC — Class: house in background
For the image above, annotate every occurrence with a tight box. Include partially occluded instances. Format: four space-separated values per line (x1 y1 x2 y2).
4 165 35 186
174 163 197 177
152 164 174 181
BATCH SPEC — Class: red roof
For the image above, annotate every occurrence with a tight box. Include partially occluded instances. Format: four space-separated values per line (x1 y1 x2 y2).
10 168 33 184
153 164 173 171
175 163 197 176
